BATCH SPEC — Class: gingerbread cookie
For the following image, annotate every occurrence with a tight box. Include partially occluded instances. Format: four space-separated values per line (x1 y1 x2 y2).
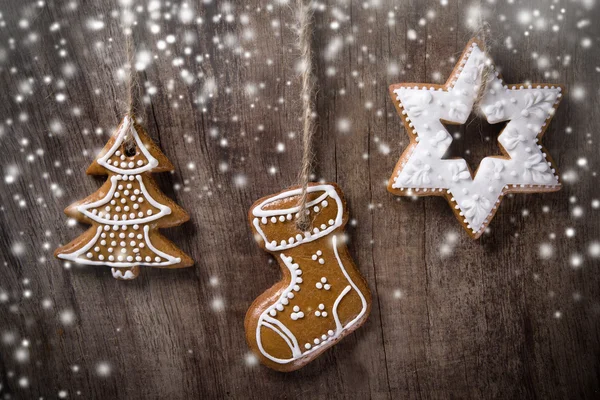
55 115 193 280
246 183 371 371
388 38 564 239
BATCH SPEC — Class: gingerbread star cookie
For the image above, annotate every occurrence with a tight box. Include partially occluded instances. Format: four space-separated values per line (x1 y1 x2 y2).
388 38 564 239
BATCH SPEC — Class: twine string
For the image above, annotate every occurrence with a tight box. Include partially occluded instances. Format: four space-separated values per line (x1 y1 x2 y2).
295 0 316 232
123 5 137 156
473 16 491 111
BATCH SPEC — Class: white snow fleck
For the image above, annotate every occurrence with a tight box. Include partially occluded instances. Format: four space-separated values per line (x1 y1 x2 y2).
86 19 105 31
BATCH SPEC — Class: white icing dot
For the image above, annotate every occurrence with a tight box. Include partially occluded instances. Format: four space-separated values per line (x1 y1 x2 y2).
305 343 311 350
86 252 93 258
318 258 325 265
270 217 277 223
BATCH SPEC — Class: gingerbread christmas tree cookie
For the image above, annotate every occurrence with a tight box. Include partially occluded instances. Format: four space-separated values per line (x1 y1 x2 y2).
246 183 371 372
55 115 193 280
388 38 564 238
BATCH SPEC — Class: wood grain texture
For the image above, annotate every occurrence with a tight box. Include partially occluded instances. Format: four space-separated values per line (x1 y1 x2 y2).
0 0 598 399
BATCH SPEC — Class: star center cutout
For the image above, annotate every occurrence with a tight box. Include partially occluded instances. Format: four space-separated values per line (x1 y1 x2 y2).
387 38 564 239
441 117 507 173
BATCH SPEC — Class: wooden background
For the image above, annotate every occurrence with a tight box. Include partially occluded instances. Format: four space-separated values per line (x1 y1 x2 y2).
1 0 598 399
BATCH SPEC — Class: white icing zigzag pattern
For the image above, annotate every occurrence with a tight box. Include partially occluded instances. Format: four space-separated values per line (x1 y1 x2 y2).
390 42 562 236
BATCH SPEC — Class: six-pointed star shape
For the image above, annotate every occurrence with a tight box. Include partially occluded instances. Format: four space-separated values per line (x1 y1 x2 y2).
387 38 564 239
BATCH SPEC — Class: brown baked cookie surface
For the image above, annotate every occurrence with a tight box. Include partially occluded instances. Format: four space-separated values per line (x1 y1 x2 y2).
246 183 371 372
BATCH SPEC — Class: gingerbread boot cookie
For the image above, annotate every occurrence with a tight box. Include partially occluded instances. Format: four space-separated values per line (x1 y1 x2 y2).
246 183 371 371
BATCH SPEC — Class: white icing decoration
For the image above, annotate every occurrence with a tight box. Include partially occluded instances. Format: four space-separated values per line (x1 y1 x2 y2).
76 175 171 225
111 268 137 280
97 116 159 175
252 185 343 251
390 42 561 234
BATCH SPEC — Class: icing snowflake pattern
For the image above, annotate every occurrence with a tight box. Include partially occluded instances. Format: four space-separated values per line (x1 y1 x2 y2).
502 128 528 150
523 154 553 182
402 91 432 118
521 91 555 118
462 194 491 222
388 39 563 238
450 163 471 182
400 159 431 186
430 130 450 148
448 100 469 121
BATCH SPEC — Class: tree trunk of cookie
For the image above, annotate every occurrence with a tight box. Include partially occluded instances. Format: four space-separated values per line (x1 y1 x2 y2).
111 266 140 280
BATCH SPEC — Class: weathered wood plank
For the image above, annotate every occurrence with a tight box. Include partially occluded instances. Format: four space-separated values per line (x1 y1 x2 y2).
0 0 598 399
